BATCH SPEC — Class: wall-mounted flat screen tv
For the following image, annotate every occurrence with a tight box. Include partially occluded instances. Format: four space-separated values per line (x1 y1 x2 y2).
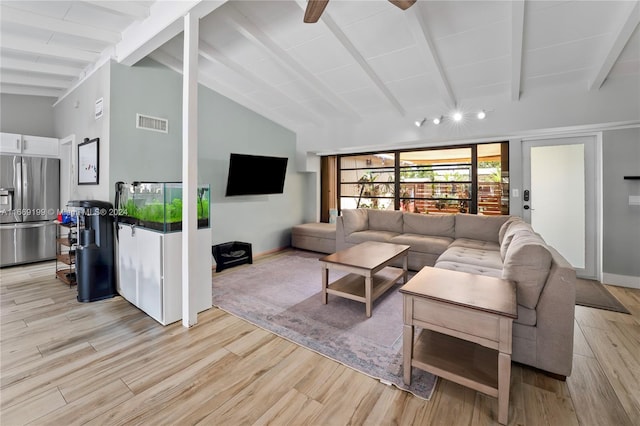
225 153 288 196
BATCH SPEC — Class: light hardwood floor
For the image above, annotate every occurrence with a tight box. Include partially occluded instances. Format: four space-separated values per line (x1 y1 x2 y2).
1 258 639 425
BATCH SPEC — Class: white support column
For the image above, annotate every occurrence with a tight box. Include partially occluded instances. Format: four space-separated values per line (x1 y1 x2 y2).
182 12 199 327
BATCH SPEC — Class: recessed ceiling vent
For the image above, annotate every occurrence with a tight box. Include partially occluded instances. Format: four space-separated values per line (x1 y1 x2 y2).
136 113 168 133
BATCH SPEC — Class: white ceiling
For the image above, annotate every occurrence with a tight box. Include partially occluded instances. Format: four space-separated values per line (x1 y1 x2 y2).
1 0 639 134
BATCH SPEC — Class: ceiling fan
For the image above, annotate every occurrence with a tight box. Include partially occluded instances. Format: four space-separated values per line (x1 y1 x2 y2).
304 0 417 23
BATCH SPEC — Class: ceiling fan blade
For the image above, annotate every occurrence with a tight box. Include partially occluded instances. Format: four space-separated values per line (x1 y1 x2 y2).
388 0 417 10
304 0 330 23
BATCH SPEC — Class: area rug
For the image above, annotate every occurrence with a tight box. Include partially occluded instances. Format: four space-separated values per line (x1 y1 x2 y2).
212 250 437 400
575 278 631 314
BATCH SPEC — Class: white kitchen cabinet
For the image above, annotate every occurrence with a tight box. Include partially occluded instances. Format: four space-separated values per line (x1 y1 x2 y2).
0 132 59 157
0 133 22 153
22 135 59 156
116 223 212 325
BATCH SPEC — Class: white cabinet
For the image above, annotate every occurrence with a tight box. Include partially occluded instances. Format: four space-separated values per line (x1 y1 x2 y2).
22 135 59 156
0 132 59 157
116 224 212 325
0 133 22 153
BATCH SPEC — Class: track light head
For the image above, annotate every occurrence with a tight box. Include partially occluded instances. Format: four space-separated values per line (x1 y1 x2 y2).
414 118 426 127
477 110 486 120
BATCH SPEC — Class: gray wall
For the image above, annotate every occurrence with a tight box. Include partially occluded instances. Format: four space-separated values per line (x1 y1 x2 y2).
109 58 183 184
110 58 305 254
54 62 111 201
0 94 57 136
602 127 640 277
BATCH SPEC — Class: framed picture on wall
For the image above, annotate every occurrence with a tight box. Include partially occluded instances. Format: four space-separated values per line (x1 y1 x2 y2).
78 137 99 185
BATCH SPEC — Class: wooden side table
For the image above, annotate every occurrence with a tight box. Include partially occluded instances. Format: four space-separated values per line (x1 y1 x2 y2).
400 266 517 425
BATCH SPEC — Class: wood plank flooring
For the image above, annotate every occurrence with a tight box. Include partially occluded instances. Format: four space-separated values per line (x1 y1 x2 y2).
1 258 639 425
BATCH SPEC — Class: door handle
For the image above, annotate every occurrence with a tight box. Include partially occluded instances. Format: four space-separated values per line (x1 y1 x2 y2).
523 205 530 210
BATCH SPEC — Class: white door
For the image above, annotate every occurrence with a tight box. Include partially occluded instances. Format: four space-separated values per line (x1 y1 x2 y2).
522 135 599 279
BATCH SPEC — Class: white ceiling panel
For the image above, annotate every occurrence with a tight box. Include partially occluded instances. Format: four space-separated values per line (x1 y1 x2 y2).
316 63 372 94
287 34 355 75
1 1 72 18
447 56 511 94
421 0 510 39
340 8 415 59
524 1 624 50
276 78 325 104
367 45 433 83
437 22 511 70
339 86 392 115
523 36 606 80
0 0 637 133
385 74 439 109
66 2 143 31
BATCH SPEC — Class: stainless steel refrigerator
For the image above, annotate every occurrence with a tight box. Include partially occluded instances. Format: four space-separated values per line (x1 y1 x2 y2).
1 155 60 267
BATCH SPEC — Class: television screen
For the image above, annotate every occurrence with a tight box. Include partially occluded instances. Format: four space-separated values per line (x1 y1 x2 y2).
225 153 288 196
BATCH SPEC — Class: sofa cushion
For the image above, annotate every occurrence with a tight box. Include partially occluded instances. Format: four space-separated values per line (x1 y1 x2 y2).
402 213 455 238
498 216 524 244
434 260 502 278
390 234 453 256
342 209 368 235
502 231 552 309
438 246 504 270
345 230 399 245
368 209 403 233
455 214 510 243
500 221 534 260
448 238 500 252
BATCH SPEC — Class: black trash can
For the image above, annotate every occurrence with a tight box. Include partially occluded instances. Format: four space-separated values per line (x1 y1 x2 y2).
69 200 117 302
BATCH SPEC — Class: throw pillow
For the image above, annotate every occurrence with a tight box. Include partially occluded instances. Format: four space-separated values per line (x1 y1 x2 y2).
455 213 510 243
500 221 534 260
403 212 455 237
498 216 523 244
368 209 403 233
342 209 368 235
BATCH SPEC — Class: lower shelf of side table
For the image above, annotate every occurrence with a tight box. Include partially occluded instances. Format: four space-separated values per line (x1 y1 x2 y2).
412 329 499 398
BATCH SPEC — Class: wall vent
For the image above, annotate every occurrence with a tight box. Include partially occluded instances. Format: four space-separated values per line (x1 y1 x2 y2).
136 113 168 133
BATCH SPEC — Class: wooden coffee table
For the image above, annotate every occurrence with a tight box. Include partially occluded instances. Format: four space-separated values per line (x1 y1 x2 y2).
400 266 517 425
319 241 410 317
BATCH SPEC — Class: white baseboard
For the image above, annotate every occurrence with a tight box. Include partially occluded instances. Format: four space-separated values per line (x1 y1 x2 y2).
602 273 640 289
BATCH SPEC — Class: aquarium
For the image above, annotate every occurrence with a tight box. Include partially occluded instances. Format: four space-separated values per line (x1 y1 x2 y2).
118 182 210 233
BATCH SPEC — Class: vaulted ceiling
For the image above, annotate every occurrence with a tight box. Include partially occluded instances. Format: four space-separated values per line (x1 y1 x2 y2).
1 0 639 134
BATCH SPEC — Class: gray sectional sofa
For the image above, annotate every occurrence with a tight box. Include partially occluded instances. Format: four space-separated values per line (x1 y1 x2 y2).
335 208 576 378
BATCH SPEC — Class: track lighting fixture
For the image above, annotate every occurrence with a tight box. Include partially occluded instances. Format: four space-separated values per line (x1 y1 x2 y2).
413 109 489 128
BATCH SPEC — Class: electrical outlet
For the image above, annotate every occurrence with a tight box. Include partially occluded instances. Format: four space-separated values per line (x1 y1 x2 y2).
512 189 520 198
